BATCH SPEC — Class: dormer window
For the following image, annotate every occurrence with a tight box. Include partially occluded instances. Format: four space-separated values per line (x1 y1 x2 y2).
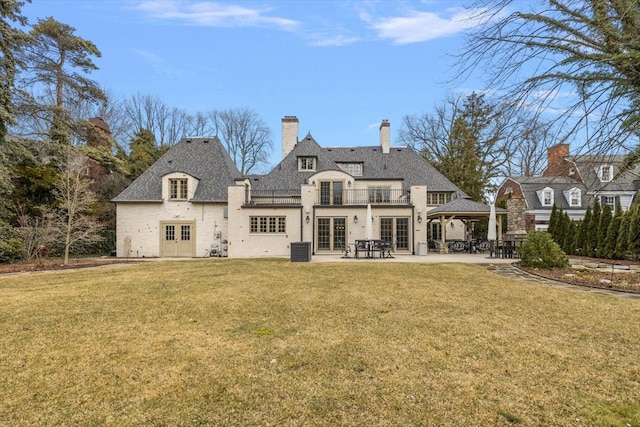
338 162 363 176
169 178 188 200
298 157 316 171
599 165 613 182
564 187 581 207
537 187 554 206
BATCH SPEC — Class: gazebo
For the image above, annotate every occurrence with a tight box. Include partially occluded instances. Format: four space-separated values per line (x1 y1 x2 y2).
425 197 508 253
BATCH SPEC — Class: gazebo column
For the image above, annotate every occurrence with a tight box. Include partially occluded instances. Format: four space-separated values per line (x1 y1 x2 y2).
439 215 448 253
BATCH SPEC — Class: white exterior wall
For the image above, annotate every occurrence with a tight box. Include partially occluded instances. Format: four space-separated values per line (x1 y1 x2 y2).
115 201 227 258
227 185 303 258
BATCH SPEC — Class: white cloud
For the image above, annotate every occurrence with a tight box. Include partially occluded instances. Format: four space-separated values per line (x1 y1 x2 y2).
369 7 488 45
132 49 183 77
309 33 360 47
135 1 300 31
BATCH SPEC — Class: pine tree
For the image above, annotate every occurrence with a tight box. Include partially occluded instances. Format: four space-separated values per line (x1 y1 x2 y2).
597 203 612 258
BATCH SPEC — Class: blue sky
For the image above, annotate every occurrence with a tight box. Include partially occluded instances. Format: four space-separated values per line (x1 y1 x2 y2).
21 0 488 166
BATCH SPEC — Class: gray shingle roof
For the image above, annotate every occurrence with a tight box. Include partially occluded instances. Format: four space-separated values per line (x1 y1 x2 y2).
568 155 640 192
251 133 464 194
426 197 507 217
505 176 590 210
113 137 241 202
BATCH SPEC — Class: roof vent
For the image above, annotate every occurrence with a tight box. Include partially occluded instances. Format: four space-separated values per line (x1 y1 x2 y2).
186 139 191 143
203 139 209 143
350 149 355 152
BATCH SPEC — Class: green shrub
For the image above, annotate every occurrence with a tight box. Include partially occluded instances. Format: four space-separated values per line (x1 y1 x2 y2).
518 231 569 269
0 238 22 263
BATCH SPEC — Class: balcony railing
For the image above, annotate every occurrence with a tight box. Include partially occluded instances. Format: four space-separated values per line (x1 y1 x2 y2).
316 188 411 205
243 188 412 206
244 189 301 206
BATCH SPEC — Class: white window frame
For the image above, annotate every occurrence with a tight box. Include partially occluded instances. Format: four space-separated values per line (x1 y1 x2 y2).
338 162 363 176
599 165 613 182
169 178 188 200
537 187 554 206
563 187 581 207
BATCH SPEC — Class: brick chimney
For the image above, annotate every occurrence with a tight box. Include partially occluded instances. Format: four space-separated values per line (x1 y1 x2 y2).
543 143 570 176
380 119 390 154
281 116 299 159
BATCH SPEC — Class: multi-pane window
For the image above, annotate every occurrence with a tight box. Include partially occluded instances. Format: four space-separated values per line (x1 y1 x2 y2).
250 216 286 233
319 181 343 205
602 196 615 210
369 187 390 203
543 189 553 206
339 162 363 176
169 178 188 200
600 165 612 182
569 189 581 206
427 192 450 206
298 157 316 171
181 225 191 241
165 225 175 241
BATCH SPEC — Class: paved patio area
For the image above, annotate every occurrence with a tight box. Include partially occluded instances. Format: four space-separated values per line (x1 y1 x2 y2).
310 253 516 264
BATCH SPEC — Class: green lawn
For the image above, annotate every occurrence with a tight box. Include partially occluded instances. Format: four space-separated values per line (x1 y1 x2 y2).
1 259 639 426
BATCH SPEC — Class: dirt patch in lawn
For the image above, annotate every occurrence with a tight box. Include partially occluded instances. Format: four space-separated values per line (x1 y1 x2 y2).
0 257 138 275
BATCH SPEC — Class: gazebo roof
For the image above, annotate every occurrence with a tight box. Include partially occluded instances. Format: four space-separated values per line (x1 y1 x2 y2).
426 197 507 218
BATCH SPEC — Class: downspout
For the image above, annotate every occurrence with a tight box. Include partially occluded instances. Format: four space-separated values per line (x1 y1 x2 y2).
312 206 316 255
300 206 304 242
411 206 416 255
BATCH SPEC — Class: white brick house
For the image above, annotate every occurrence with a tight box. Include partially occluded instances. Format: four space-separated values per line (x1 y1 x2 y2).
114 116 488 258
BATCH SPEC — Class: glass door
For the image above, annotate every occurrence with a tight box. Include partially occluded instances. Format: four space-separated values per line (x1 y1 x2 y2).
316 217 346 251
380 217 410 251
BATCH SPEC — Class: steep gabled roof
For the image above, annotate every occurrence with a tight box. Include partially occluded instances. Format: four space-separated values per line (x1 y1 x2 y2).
504 176 589 210
568 154 640 193
113 137 241 202
252 133 464 194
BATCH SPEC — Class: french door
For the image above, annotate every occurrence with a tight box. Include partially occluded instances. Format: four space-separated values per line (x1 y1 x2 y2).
317 217 346 251
161 221 195 257
380 217 409 251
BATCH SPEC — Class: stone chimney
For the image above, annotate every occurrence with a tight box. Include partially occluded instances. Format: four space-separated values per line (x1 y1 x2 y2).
281 116 299 159
380 119 390 154
543 143 570 176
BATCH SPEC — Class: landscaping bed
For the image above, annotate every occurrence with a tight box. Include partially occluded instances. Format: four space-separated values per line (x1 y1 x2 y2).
518 256 640 293
0 257 133 275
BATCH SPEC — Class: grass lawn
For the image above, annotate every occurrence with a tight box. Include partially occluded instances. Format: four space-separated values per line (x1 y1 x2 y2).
1 259 639 426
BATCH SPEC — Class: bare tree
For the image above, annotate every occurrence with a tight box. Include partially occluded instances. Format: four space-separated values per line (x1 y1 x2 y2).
16 205 60 263
459 0 640 156
55 148 103 264
122 93 195 147
209 108 272 175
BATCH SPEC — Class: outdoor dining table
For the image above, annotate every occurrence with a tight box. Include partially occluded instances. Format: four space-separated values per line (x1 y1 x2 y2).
354 239 393 259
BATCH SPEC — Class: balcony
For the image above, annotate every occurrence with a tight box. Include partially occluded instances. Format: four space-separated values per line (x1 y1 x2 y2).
244 189 301 206
316 188 411 206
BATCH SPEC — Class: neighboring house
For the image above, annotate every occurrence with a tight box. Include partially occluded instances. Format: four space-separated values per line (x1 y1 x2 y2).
114 116 491 258
497 143 640 231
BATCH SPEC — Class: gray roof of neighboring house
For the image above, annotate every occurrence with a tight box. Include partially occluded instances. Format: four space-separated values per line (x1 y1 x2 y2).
504 176 590 210
251 133 464 194
426 197 507 217
568 154 640 193
113 137 241 202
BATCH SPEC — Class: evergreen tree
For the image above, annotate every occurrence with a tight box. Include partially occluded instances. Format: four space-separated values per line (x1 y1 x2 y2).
588 199 601 257
628 205 640 258
573 218 583 255
563 212 576 255
597 203 612 258
615 213 631 259
127 128 163 180
547 204 559 241
555 208 567 249
605 213 621 259
576 204 592 256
